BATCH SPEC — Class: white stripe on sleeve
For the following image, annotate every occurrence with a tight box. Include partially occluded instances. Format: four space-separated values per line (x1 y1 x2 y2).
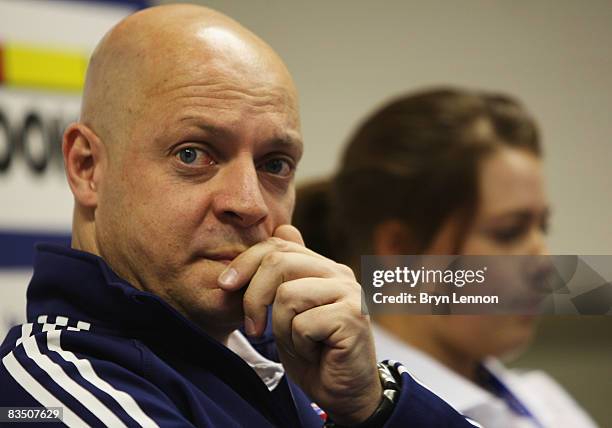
20 334 128 428
2 351 91 428
15 323 33 347
46 330 159 428
55 316 69 326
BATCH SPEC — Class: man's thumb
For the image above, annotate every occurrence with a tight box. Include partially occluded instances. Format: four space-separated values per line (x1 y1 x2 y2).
274 224 305 246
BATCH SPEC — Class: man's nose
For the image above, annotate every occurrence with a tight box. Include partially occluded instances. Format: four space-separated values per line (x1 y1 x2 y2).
213 156 269 228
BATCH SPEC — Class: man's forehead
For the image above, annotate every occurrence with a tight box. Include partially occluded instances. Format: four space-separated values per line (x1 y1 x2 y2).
129 16 295 95
83 4 300 152
143 75 300 132
150 73 296 106
137 25 299 116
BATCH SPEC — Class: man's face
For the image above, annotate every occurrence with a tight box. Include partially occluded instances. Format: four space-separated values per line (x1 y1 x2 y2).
93 39 302 336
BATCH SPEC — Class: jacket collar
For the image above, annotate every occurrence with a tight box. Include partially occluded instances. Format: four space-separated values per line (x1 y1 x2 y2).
28 243 188 334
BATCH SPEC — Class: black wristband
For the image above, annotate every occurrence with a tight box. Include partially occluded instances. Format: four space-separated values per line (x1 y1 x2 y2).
324 362 401 428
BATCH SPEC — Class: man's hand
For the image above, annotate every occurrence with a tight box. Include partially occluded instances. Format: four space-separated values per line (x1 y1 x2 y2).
217 225 382 425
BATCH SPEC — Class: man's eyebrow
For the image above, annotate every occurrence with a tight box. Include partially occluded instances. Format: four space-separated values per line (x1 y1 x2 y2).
269 132 304 155
179 116 303 156
179 117 235 140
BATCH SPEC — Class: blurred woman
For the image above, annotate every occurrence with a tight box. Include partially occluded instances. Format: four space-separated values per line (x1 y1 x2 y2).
293 88 596 428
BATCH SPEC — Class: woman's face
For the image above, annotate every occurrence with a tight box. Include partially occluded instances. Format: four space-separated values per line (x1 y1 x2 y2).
463 147 549 256
434 146 550 359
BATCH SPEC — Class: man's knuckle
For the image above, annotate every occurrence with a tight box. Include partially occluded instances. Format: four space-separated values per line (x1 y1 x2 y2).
275 282 294 305
268 237 289 251
292 315 306 334
262 251 283 267
340 298 363 319
335 263 355 279
339 278 361 294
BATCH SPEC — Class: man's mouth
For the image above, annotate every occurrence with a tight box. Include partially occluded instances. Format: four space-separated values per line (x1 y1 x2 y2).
202 250 245 265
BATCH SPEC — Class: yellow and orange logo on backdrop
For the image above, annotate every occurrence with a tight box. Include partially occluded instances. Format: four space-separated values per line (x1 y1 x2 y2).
0 42 89 174
0 41 88 91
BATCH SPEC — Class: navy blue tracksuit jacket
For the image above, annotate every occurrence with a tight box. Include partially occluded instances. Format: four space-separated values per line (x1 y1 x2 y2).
0 245 477 427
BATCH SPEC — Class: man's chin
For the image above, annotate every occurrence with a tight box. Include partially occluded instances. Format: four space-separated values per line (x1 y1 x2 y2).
183 287 246 339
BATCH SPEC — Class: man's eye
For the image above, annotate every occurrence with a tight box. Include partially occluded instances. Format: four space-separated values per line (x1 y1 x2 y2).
176 147 214 166
178 148 198 164
261 158 293 177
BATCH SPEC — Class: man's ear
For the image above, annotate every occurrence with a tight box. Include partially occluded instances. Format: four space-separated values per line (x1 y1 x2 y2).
372 219 413 256
62 123 105 208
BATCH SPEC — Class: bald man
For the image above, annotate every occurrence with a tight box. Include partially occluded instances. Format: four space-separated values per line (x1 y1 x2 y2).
0 5 476 427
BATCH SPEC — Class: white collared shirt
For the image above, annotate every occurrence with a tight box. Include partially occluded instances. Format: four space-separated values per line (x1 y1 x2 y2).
227 330 285 391
373 325 598 428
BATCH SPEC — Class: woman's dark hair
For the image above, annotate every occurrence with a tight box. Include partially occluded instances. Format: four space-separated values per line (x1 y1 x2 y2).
293 87 541 263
